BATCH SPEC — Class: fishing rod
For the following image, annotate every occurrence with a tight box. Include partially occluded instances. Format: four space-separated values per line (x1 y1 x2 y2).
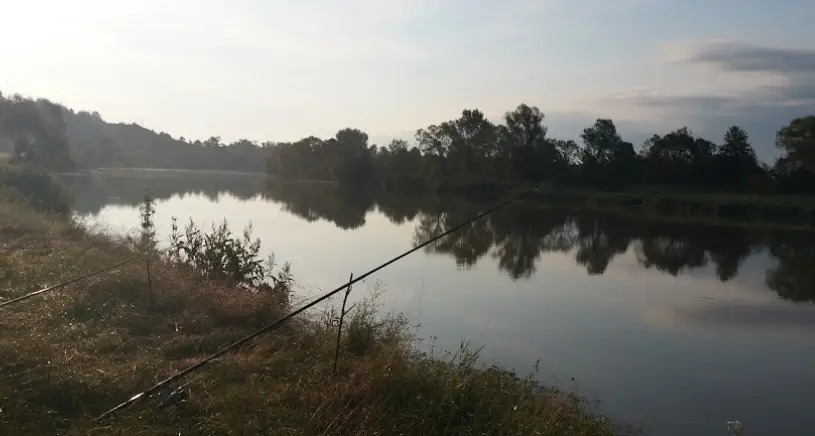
95 183 543 422
0 258 136 308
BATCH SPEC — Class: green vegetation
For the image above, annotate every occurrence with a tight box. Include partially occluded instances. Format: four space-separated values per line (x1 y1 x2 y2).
0 186 617 435
0 163 72 215
168 217 294 293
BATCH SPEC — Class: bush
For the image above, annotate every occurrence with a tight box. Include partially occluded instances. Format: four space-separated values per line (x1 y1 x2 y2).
0 163 71 215
167 216 294 296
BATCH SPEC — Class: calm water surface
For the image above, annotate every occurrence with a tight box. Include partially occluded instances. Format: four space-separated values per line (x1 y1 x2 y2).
63 171 815 436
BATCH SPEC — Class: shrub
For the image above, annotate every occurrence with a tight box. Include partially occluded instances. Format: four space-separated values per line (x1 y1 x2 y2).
0 163 71 215
167 216 294 296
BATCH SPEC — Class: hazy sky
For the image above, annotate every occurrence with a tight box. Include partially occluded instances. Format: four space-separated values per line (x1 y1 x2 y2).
1 0 813 161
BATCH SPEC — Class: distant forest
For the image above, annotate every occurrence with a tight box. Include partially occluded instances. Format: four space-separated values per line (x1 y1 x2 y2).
0 92 270 173
2 92 814 194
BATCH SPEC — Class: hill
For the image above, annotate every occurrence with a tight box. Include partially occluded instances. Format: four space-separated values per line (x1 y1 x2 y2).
0 93 271 172
64 109 270 172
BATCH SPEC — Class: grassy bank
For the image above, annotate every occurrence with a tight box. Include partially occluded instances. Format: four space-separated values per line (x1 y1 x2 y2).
0 197 617 435
408 179 815 232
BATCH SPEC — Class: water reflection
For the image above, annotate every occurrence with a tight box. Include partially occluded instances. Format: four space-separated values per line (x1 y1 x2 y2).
63 172 815 303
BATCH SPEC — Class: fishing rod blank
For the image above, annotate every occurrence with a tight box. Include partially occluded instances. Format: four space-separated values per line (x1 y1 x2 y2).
0 258 136 308
95 184 541 422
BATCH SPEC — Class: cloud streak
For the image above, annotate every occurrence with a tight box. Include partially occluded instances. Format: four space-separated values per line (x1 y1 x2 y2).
679 41 815 75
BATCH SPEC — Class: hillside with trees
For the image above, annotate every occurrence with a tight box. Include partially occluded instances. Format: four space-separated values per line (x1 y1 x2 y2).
1 92 271 173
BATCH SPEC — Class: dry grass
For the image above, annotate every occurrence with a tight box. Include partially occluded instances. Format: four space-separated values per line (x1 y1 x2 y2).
0 198 618 436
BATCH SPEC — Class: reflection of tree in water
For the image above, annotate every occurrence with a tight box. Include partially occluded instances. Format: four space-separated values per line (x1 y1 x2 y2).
375 190 428 225
573 214 635 275
636 233 708 277
66 173 815 302
635 224 763 281
411 205 633 278
705 228 763 281
411 205 494 268
264 181 375 230
765 232 815 303
490 207 573 279
409 201 814 304
63 172 267 215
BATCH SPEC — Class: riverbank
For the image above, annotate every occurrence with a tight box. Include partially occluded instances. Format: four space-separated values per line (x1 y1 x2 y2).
65 167 815 234
391 179 815 232
0 195 618 435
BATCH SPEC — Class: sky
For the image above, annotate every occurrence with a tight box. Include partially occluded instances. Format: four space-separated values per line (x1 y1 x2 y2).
1 0 813 162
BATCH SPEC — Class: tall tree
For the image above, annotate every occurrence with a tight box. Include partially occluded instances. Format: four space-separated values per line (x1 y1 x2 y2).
416 109 496 178
715 126 759 189
580 119 622 166
776 115 815 171
499 104 557 181
579 119 637 186
331 128 375 184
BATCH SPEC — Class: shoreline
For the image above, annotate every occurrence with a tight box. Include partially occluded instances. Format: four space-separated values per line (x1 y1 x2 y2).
63 167 815 233
0 193 621 436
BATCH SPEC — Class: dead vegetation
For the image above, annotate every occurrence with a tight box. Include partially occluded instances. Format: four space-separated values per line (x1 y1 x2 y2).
0 198 616 436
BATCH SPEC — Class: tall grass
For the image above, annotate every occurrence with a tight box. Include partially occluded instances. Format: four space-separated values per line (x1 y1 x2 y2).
0 197 618 435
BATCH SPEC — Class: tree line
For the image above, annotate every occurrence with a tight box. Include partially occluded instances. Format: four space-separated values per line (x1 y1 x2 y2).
265 104 815 195
3 92 814 194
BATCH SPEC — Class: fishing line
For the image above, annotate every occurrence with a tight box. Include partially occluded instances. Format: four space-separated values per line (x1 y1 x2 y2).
95 184 542 422
0 258 137 308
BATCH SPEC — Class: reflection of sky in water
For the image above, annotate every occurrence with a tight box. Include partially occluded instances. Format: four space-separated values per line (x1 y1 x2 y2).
75 187 815 436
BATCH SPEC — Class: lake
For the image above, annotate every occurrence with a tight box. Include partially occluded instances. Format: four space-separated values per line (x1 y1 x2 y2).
63 170 815 436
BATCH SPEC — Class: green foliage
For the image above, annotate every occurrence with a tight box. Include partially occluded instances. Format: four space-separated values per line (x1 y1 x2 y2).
0 163 71 214
342 296 405 357
168 216 293 294
139 189 157 254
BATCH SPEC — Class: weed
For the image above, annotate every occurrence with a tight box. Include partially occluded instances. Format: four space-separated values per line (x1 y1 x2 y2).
167 216 293 296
